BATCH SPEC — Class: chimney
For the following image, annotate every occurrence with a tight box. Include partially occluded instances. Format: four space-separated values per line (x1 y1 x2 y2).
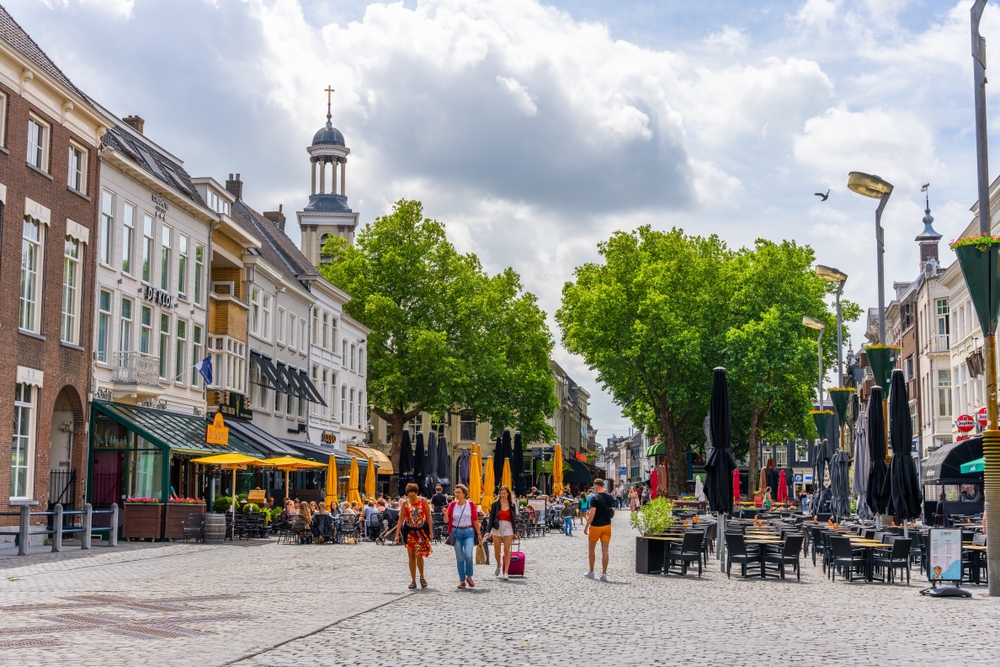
226 172 243 201
122 115 144 134
263 204 286 232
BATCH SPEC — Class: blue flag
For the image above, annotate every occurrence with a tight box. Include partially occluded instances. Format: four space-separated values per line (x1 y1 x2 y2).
195 356 213 386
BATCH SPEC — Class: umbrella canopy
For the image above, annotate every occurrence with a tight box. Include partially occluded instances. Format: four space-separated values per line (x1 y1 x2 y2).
732 469 741 502
260 456 325 506
191 453 264 515
458 448 471 485
961 458 985 474
650 468 659 500
704 367 737 513
325 456 339 508
777 469 788 503
469 451 482 507
887 369 922 519
399 429 414 474
852 409 872 519
501 458 513 492
482 456 495 508
866 387 890 515
758 468 767 495
829 449 851 520
364 456 377 498
437 433 450 480
657 463 668 498
414 432 426 494
694 474 706 502
427 431 439 491
348 457 362 506
493 436 505 487
552 444 564 496
512 432 526 497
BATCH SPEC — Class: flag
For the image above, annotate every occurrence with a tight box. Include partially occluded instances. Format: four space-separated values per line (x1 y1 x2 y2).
195 356 213 385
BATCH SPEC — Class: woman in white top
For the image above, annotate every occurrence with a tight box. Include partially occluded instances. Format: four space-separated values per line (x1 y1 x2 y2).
445 484 482 589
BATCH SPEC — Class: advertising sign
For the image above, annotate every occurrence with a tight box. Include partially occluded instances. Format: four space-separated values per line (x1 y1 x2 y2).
928 528 963 583
793 473 803 483
618 466 627 476
804 474 813 483
978 407 988 427
956 414 976 432
206 413 229 446
527 498 547 523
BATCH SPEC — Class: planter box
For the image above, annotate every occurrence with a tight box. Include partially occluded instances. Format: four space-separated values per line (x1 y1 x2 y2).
164 503 205 540
635 536 667 574
123 503 164 540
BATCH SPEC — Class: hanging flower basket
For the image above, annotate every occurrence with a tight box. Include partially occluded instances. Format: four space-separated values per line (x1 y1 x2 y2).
828 388 856 426
951 235 1000 335
809 410 834 439
863 344 900 392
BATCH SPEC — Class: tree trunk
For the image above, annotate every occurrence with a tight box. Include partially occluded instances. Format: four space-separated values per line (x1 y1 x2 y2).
389 409 406 475
748 424 760 495
660 421 686 497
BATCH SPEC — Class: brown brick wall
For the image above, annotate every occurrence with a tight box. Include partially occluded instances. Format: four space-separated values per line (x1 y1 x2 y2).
208 298 248 343
0 82 100 523
211 264 244 300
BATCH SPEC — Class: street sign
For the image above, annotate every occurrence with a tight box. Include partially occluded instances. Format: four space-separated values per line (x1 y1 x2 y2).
804 474 813 483
978 407 988 427
956 414 975 432
793 473 803 483
618 466 627 476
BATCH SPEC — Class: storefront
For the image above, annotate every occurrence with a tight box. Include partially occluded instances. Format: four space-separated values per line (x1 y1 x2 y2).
347 445 394 495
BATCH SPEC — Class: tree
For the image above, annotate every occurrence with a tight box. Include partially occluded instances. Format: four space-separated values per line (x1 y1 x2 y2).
557 227 731 494
320 200 556 472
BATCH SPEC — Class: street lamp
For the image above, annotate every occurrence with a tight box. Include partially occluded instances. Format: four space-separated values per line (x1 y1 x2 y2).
816 265 848 384
803 316 826 410
847 172 893 343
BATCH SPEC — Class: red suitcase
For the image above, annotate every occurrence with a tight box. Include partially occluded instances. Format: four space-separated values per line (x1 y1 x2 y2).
507 539 525 577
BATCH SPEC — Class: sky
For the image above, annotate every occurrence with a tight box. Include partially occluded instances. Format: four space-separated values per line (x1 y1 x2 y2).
9 0 1000 440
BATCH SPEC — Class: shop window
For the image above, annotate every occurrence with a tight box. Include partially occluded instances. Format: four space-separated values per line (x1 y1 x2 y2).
10 383 36 499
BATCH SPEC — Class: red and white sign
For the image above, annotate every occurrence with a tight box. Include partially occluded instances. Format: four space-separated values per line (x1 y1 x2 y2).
956 434 970 442
956 414 976 433
978 407 988 427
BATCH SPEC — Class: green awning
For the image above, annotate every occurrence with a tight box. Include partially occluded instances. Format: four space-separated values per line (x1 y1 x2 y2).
960 458 985 474
92 401 267 457
645 442 666 457
536 459 571 474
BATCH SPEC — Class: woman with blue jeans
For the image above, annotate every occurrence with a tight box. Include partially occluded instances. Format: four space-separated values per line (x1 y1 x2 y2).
446 484 482 589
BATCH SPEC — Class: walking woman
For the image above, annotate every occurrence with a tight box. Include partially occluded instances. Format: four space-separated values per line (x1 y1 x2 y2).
488 485 518 580
628 486 640 512
578 491 590 525
394 483 433 589
446 484 482 589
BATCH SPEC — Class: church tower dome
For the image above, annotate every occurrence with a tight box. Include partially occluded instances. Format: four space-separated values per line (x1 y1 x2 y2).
915 185 942 274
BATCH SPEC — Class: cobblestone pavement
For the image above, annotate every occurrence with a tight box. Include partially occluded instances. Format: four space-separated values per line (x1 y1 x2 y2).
1 514 998 666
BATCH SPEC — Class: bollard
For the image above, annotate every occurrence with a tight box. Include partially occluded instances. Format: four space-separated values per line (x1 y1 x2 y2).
52 504 63 553
82 503 92 550
18 504 30 556
110 503 119 547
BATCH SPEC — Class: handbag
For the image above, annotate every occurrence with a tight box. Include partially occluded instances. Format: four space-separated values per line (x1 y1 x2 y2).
445 502 469 546
475 543 488 565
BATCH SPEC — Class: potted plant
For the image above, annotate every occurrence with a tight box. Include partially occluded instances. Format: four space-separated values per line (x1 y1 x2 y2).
951 234 1000 335
630 498 676 574
164 497 206 539
862 344 901 392
809 409 834 439
123 497 164 540
827 387 855 424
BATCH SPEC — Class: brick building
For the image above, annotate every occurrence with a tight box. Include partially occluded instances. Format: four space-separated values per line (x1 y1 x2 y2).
0 8 106 528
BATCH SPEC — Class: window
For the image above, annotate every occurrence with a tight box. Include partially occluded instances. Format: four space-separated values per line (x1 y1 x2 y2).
341 386 347 423
274 385 283 414
194 244 204 305
350 344 356 370
905 355 915 382
67 142 87 193
329 372 336 419
97 289 112 363
140 306 152 354
776 446 787 468
938 369 952 417
359 349 365 376
320 368 328 418
122 203 135 275
191 325 202 388
342 339 347 361
937 298 950 346
320 233 333 265
61 236 82 344
250 288 260 335
0 91 6 148
159 314 170 379
19 215 44 332
207 190 231 216
910 402 918 439
142 214 153 283
225 339 245 392
300 319 306 352
26 116 47 171
795 442 809 462
358 391 364 427
10 383 36 499
160 226 171 290
349 388 355 426
175 320 187 383
287 379 295 416
288 311 296 349
312 310 319 346
298 388 305 418
177 235 188 298
277 307 286 344
262 294 272 340
460 411 477 442
119 297 133 353
322 313 329 350
100 190 114 266
330 318 338 352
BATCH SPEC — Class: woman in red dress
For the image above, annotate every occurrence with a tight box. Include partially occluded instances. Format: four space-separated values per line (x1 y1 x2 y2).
394 483 433 589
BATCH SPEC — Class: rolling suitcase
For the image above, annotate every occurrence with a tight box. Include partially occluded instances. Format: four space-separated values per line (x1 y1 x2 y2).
507 538 526 577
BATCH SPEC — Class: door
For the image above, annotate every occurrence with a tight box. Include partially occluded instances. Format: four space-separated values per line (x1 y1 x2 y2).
93 450 123 506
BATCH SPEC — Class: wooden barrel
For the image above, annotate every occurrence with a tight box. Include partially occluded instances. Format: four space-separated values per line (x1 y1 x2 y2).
203 513 226 543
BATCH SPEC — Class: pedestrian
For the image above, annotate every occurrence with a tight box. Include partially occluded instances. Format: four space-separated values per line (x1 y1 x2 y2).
446 484 482 589
641 485 650 505
394 483 433 589
578 491 590 525
431 484 448 512
488 485 518 580
563 500 574 536
628 486 640 512
584 479 615 581
614 484 624 509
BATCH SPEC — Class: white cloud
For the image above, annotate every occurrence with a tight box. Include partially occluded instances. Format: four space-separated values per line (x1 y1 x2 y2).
706 25 748 53
690 159 744 208
496 76 538 116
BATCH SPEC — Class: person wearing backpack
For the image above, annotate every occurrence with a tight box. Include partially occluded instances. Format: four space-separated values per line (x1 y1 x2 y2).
584 479 615 581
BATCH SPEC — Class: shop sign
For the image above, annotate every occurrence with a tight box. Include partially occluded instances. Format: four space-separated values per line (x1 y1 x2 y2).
574 451 587 462
956 414 976 432
321 432 337 444
94 387 114 401
151 193 170 220
217 391 253 420
794 473 803 483
804 474 813 483
956 434 970 442
978 407 988 427
618 466 627 476
206 412 229 445
16 365 43 387
142 284 173 308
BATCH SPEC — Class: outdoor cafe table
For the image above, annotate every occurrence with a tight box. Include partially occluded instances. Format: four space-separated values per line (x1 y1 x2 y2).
742 535 785 578
844 538 890 582
964 543 987 584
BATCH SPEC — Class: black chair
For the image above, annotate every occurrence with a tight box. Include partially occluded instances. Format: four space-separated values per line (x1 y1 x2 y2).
765 534 804 581
830 536 866 583
667 532 703 576
810 526 826 566
872 538 911 584
181 513 204 542
339 514 360 543
700 523 717 566
724 533 761 579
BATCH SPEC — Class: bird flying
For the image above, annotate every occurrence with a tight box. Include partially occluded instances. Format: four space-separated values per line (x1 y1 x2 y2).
814 189 830 202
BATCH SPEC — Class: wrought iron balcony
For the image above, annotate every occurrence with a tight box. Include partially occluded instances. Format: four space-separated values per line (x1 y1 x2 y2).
111 351 160 386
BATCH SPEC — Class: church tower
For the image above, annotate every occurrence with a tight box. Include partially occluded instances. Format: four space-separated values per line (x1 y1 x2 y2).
298 87 360 267
914 186 942 274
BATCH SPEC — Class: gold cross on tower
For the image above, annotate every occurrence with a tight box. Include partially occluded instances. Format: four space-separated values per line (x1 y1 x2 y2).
325 86 335 104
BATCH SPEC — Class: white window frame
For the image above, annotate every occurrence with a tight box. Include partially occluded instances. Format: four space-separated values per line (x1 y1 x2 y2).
10 383 37 500
0 91 7 148
341 385 346 423
322 313 329 350
19 215 45 333
97 289 112 364
250 287 261 336
288 311 296 350
342 339 347 362
299 319 306 354
142 214 154 284
350 344 356 371
312 309 319 346
140 305 153 355
194 243 205 306
68 141 87 193
277 307 286 344
175 319 187 384
160 226 172 291
191 325 203 388
99 190 114 267
122 202 135 276
460 411 477 442
359 348 365 376
177 234 189 299
358 390 364 427
26 115 49 172
119 297 133 353
262 293 272 341
159 313 171 380
61 236 82 344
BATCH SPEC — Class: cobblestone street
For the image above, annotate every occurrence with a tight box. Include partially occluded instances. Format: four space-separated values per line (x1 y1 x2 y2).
2 514 999 667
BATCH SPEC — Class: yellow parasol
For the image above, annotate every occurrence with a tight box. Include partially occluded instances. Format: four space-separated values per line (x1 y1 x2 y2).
481 456 495 511
469 451 482 507
552 443 564 497
364 456 376 498
260 456 325 503
191 453 265 515
325 455 339 509
347 457 362 506
501 458 512 492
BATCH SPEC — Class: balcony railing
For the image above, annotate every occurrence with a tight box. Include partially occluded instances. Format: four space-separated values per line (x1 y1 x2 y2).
931 334 950 353
111 351 160 386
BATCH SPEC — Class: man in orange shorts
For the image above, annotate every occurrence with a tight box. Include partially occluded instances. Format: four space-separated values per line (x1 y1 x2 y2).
584 478 615 581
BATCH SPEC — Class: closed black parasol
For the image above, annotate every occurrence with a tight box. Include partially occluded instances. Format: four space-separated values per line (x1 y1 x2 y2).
866 386 890 515
436 432 451 489
398 429 414 495
414 432 426 495
493 435 504 489
512 432 527 497
704 368 737 514
886 369 922 520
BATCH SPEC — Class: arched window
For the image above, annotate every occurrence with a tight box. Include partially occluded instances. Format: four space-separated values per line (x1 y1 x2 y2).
319 233 332 266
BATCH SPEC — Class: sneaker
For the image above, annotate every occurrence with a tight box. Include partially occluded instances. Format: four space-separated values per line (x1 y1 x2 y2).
584 571 595 579
466 577 475 588
457 581 466 589
501 573 509 580
599 573 608 582
495 566 501 577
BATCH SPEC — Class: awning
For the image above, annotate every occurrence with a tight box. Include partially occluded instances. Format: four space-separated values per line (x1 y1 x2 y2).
282 439 367 471
91 401 266 457
297 368 326 406
645 442 666 457
347 445 394 474
225 419 301 457
250 350 290 394
564 458 593 485
276 361 306 400
961 458 985 474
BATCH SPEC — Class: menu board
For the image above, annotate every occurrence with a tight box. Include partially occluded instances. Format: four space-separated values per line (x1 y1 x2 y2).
527 498 547 522
929 528 963 583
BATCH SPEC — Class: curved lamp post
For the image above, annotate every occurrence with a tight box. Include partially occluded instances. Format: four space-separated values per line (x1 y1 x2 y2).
816 265 848 383
803 316 826 410
848 172 893 344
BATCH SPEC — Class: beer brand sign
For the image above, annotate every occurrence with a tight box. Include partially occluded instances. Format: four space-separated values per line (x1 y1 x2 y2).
206 412 229 446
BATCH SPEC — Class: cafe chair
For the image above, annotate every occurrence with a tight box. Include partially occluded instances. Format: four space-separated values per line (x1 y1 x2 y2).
764 534 804 581
181 513 205 542
724 533 761 579
830 537 867 583
667 532 704 577
872 538 911 584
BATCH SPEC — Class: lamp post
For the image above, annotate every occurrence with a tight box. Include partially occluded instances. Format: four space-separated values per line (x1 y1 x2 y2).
803 316 826 410
847 172 894 344
816 265 848 384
